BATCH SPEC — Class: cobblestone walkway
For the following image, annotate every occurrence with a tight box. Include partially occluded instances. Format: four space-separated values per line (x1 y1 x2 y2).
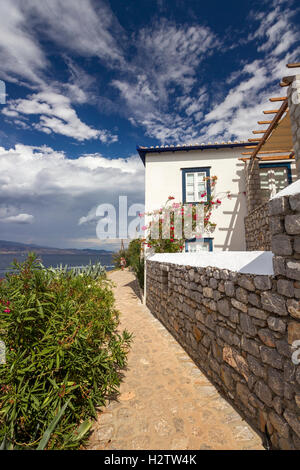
87 269 264 450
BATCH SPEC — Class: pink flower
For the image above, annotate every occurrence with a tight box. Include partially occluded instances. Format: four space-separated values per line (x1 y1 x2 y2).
4 309 11 313
141 225 148 231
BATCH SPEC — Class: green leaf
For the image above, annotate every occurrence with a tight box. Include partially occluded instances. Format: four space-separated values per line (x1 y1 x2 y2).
36 399 70 450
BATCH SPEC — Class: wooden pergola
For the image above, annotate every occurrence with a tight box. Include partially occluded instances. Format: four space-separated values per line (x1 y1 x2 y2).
239 63 300 163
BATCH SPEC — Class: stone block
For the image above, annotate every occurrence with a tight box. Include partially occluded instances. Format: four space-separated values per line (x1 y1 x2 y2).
273 256 286 277
224 281 235 297
269 216 284 235
284 410 300 438
286 260 300 281
268 196 289 216
277 279 294 298
223 346 250 381
247 354 266 379
203 287 213 298
271 234 293 255
269 411 290 438
289 193 300 212
236 287 248 304
288 322 300 344
254 380 273 407
217 298 230 317
241 336 260 357
268 368 284 396
294 237 300 253
237 275 255 292
260 346 283 369
240 313 257 336
261 291 287 316
231 298 248 313
248 307 268 321
287 299 300 319
258 329 276 347
248 293 261 308
253 275 272 291
267 316 286 333
285 214 300 235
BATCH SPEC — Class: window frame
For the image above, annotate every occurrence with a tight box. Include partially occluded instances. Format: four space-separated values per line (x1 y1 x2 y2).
185 237 213 252
259 162 292 189
181 167 211 204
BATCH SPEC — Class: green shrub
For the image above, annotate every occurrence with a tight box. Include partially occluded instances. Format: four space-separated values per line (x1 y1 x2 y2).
0 253 131 449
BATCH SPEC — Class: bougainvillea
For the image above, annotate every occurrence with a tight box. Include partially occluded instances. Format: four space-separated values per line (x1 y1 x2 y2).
140 176 231 253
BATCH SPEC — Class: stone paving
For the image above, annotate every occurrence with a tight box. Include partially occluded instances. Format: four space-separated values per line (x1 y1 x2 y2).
87 269 264 450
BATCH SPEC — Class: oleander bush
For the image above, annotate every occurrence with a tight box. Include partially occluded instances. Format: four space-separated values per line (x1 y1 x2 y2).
0 253 131 450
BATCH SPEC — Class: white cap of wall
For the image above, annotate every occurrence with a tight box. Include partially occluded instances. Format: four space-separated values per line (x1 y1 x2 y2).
148 251 274 275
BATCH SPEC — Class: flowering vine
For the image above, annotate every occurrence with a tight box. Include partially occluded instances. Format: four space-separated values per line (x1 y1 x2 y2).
139 176 231 253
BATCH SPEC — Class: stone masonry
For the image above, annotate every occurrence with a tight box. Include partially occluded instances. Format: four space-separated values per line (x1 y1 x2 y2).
245 202 271 251
245 159 268 213
287 74 300 178
146 189 300 450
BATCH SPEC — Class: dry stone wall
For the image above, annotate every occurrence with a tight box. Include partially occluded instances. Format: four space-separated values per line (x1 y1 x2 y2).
245 202 271 251
146 188 300 450
146 260 300 450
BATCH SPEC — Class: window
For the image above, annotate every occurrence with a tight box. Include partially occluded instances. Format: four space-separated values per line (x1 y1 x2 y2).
182 167 210 203
259 163 292 198
185 238 213 252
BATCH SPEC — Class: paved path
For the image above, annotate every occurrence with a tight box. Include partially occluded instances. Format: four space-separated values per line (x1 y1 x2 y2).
87 269 264 450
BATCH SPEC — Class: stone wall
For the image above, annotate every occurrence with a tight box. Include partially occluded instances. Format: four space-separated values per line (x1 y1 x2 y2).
245 159 268 213
288 74 300 178
245 202 271 251
146 188 300 450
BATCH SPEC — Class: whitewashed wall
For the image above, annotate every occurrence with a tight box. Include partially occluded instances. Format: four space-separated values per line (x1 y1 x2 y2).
145 147 247 251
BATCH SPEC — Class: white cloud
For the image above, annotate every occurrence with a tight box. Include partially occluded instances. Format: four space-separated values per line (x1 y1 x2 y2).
0 206 34 224
0 1 47 85
0 144 144 197
1 213 34 224
250 4 299 56
0 144 144 248
197 0 300 142
111 21 216 143
24 0 125 67
3 91 118 142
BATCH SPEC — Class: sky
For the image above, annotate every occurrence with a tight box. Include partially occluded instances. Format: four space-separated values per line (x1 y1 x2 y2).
0 0 299 251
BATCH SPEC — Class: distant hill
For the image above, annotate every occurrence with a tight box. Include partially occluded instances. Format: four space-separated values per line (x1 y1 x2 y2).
0 240 114 255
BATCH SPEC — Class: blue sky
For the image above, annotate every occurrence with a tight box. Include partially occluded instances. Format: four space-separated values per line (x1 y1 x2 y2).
0 0 299 250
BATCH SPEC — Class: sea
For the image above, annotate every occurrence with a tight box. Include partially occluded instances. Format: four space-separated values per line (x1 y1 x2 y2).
0 253 114 277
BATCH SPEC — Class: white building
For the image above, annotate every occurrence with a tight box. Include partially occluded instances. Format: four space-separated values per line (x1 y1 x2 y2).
137 141 295 252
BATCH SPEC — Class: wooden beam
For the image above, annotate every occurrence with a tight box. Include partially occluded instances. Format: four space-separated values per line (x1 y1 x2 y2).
252 130 267 134
269 97 287 102
241 150 292 155
245 146 257 149
287 63 300 68
263 109 280 114
239 155 294 162
250 99 289 160
258 121 272 125
248 138 262 142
